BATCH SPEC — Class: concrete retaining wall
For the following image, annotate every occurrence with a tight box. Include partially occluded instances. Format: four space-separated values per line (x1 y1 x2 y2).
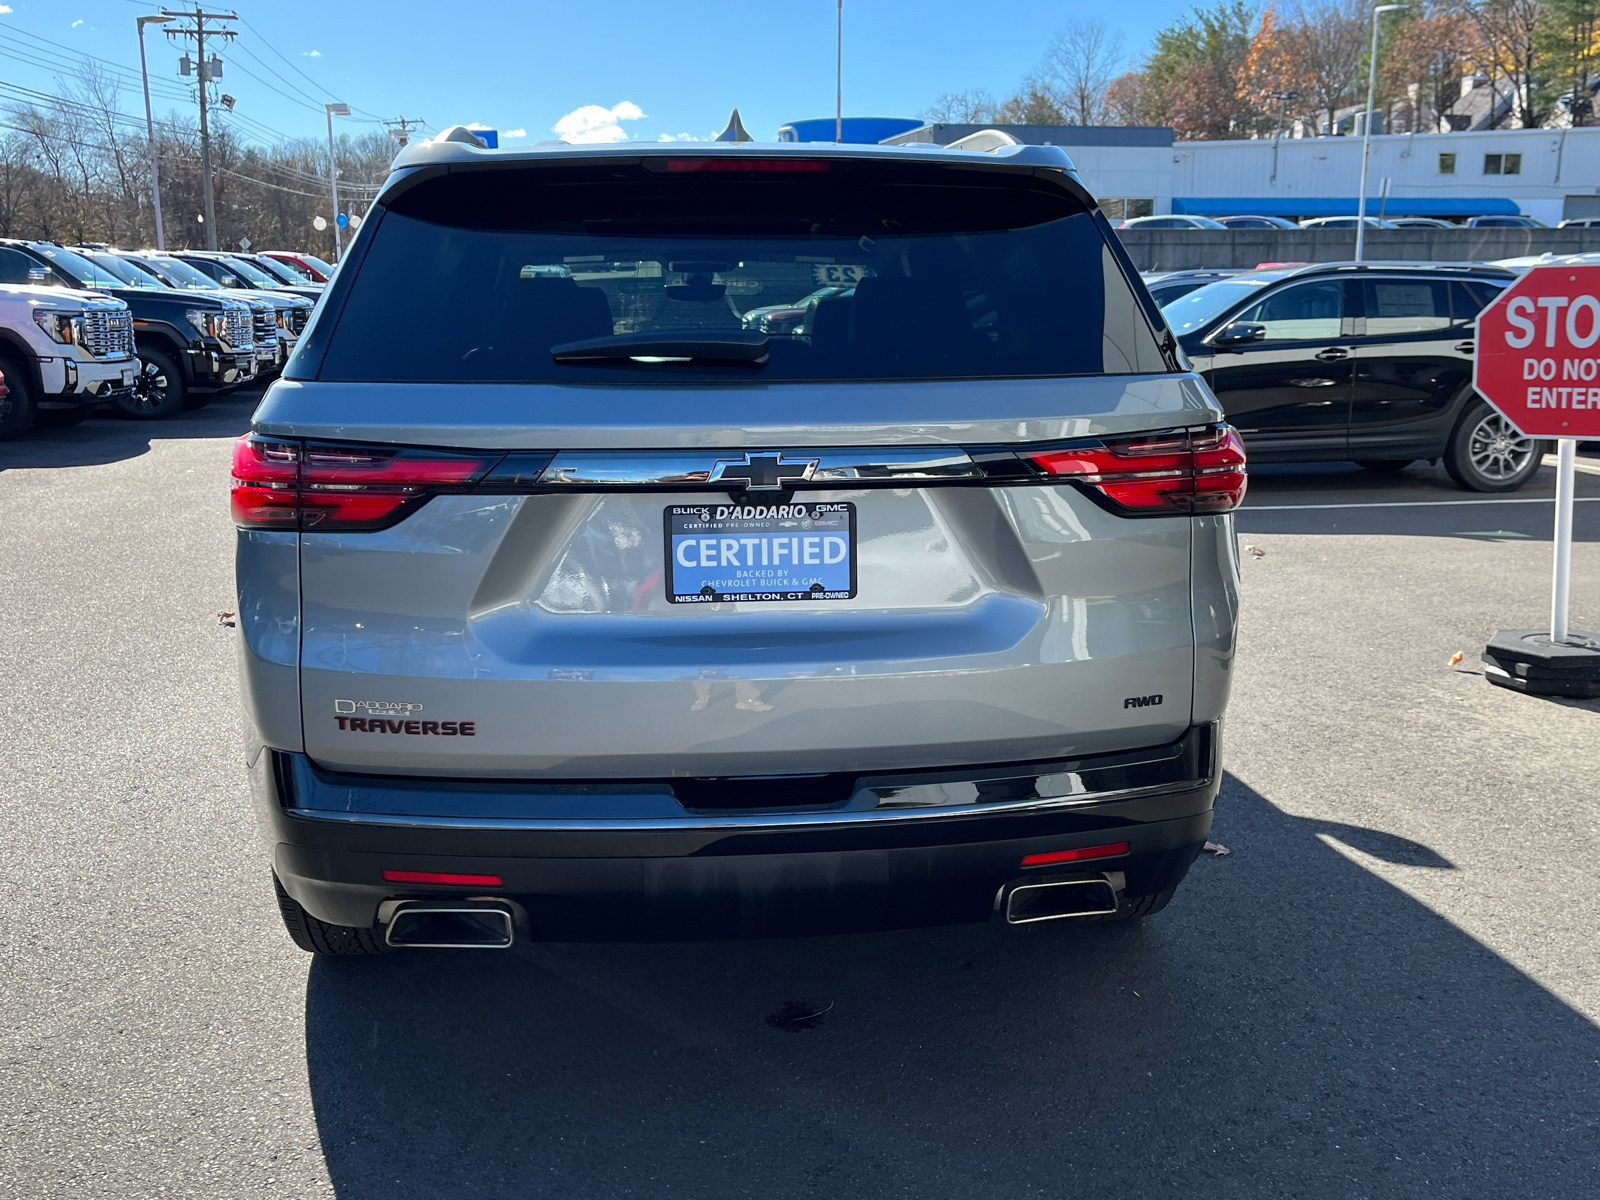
1114 228 1600 272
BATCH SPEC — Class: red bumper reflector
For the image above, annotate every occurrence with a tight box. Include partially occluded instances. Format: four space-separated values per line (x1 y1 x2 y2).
382 870 504 887
1020 842 1131 867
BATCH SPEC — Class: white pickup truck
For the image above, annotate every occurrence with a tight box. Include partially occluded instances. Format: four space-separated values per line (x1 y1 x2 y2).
0 281 137 438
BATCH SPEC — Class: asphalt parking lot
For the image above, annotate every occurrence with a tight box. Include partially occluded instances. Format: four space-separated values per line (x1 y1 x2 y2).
4 390 1600 1199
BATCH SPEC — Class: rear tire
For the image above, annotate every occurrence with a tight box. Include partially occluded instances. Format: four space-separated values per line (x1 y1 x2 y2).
1444 400 1546 492
116 348 187 419
1355 459 1412 472
273 873 385 955
0 354 37 439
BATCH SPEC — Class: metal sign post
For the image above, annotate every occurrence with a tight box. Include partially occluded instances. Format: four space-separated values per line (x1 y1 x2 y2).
1551 437 1577 643
1473 264 1600 697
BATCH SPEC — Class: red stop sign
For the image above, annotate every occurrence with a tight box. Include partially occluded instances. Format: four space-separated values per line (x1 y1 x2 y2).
1474 264 1600 438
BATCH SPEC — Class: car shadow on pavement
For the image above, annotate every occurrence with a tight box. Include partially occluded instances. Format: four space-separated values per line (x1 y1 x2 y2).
302 772 1600 1199
0 394 259 472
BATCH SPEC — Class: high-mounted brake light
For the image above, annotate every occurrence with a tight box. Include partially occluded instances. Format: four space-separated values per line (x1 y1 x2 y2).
1027 424 1247 516
663 158 830 173
231 437 501 531
1020 842 1130 867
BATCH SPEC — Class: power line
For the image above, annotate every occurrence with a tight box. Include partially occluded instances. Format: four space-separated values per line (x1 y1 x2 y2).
235 14 386 123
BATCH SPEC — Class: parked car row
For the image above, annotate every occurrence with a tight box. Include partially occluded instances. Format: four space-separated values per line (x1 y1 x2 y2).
0 241 323 438
1153 260 1545 491
1118 213 1556 230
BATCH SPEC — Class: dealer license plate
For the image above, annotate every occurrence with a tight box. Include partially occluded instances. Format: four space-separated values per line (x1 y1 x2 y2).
665 502 856 603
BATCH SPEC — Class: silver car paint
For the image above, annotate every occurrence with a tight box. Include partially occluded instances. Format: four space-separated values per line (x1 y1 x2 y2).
252 374 1220 449
242 357 1236 781
292 479 1198 776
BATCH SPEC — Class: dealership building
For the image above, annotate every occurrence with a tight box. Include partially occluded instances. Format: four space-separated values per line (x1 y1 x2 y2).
779 117 1600 225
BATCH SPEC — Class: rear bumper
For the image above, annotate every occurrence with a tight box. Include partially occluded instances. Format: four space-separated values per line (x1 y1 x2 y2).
259 724 1219 939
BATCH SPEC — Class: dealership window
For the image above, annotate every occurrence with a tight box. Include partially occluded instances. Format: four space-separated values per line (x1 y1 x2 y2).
1439 152 1456 175
1484 153 1520 175
1099 197 1155 220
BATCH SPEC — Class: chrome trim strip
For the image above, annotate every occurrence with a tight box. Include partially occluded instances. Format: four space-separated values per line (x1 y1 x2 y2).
283 778 1203 833
539 447 982 489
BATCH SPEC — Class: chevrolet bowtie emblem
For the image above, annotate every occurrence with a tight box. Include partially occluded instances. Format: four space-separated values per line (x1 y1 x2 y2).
708 453 819 491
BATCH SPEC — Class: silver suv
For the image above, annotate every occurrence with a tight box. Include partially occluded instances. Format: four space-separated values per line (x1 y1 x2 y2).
235 136 1244 952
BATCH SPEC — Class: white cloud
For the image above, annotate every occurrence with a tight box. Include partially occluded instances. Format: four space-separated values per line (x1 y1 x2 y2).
656 132 702 142
466 122 492 131
0 7 13 14
299 50 321 57
552 101 644 144
503 128 527 139
71 18 84 26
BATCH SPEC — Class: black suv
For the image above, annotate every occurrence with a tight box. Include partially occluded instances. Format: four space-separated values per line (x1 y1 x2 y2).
0 241 258 418
1163 262 1541 490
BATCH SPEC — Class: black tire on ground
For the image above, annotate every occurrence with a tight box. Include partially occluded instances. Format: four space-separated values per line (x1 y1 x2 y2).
273 872 386 955
1444 399 1548 492
1355 459 1413 472
0 354 38 439
115 348 187 419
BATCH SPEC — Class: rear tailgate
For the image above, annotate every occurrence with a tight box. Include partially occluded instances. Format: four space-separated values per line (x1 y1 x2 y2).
244 150 1225 778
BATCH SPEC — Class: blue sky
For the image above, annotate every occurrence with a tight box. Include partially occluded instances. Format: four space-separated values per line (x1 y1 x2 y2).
7 0 1199 146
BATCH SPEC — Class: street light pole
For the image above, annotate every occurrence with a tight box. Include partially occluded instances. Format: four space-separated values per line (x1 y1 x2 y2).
326 102 351 261
1355 3 1407 262
835 0 843 143
136 14 172 250
1270 89 1297 185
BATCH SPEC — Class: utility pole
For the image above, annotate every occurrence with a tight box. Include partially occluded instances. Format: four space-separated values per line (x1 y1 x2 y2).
162 6 236 251
385 116 426 148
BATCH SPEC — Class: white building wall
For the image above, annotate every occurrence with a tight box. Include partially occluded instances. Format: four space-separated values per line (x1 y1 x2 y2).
1059 145 1174 215
1170 128 1600 223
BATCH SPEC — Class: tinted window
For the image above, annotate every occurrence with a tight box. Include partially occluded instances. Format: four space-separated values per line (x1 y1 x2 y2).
1162 276 1275 333
319 163 1166 382
34 245 126 289
1363 279 1451 335
1236 280 1343 341
1454 279 1504 317
0 246 42 285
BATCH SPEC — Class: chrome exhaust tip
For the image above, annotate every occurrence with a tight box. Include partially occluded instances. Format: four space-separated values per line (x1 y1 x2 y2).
1004 876 1120 924
385 902 514 949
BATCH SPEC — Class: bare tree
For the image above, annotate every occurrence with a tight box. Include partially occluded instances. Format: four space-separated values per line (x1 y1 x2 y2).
1035 18 1129 124
1466 0 1549 127
1284 0 1369 134
921 90 1002 122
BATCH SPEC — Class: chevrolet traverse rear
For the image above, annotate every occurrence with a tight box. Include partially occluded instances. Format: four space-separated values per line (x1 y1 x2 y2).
235 133 1243 952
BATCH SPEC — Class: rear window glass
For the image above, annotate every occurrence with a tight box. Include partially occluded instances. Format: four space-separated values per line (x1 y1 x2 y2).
316 162 1167 383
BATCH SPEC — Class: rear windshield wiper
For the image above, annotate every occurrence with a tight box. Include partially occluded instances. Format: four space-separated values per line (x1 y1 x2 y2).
550 331 770 365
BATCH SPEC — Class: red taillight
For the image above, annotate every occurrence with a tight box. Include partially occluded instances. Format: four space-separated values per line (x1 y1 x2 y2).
231 436 500 531
663 158 831 173
1020 842 1131 867
382 870 504 886
1028 424 1247 515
